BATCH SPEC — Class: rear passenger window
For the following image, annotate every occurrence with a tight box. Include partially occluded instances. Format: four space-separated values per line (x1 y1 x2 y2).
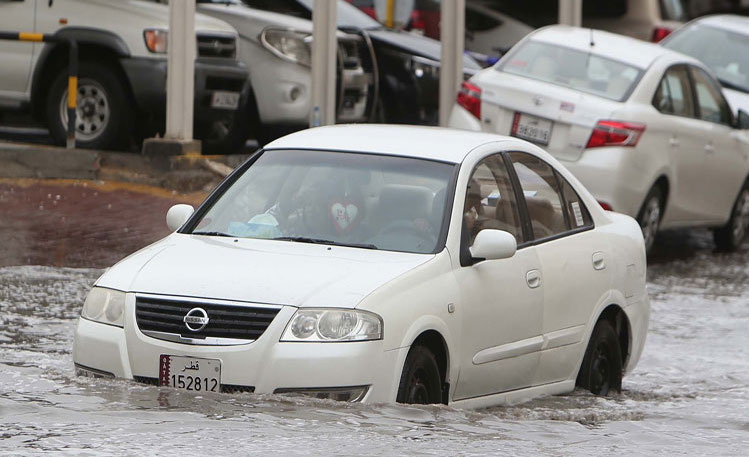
557 171 593 229
653 66 694 117
508 152 568 240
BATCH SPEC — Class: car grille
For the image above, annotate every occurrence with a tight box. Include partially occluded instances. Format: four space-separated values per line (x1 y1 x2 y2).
197 34 236 59
135 295 281 345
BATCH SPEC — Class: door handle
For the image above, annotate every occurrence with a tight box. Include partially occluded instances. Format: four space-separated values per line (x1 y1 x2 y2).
592 251 606 270
669 136 679 147
705 142 715 154
526 269 541 289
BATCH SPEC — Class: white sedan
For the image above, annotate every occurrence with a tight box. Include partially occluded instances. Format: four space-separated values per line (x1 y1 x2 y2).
73 125 649 407
449 25 749 253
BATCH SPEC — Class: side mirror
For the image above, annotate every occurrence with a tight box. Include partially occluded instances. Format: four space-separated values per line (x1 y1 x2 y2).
469 229 517 262
166 204 194 231
737 109 749 130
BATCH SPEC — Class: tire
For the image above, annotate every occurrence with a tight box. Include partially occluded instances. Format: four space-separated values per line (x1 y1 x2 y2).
46 61 131 150
200 109 250 154
636 186 663 254
714 184 749 251
396 345 443 405
576 320 623 396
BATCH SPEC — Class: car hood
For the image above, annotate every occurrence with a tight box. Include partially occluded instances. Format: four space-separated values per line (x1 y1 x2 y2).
367 29 482 71
96 234 434 308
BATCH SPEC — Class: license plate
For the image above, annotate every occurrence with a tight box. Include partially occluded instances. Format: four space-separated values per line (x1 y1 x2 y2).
512 112 553 145
210 91 240 110
159 355 221 393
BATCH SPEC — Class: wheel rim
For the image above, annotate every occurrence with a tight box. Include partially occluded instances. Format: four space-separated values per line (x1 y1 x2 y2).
731 189 749 244
407 368 432 404
59 78 111 142
640 196 661 251
590 341 611 395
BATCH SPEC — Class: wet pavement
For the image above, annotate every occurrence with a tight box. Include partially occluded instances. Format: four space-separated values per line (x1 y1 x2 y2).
1 180 749 455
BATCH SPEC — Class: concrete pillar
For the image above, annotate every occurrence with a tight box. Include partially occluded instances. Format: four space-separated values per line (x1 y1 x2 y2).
310 0 337 127
165 0 196 140
558 0 583 27
439 0 465 127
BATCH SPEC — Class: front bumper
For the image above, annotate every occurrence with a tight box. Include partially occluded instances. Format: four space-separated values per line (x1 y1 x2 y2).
120 56 248 135
72 294 404 403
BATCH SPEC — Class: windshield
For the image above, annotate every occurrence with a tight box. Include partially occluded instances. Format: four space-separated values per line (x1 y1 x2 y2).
188 149 456 254
664 24 749 94
498 40 643 101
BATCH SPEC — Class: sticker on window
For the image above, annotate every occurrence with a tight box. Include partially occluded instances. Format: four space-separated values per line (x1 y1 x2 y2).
571 201 585 227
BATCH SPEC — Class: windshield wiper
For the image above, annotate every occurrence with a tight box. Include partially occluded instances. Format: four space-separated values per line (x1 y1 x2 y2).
272 236 378 250
718 78 749 94
191 231 234 237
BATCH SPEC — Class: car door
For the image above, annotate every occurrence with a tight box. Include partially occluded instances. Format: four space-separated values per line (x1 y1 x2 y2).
506 151 612 386
0 0 36 102
647 64 709 223
452 152 543 401
688 66 749 222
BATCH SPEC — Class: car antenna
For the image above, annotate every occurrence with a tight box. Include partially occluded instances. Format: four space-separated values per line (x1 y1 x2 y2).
590 28 595 47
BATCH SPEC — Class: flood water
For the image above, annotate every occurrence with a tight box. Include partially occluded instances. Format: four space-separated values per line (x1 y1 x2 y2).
2 230 749 456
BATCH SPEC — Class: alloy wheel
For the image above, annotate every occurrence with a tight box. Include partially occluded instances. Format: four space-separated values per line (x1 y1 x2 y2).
640 196 661 252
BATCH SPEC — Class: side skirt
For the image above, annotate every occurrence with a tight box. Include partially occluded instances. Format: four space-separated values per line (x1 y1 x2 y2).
449 380 576 410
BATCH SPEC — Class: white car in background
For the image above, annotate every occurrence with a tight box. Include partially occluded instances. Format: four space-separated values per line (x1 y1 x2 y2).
73 125 649 407
450 25 749 253
661 15 749 117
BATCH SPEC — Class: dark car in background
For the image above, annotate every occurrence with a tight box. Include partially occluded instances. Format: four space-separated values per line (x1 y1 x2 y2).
243 0 481 125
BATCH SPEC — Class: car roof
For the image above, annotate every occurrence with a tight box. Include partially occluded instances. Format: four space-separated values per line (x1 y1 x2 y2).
529 25 678 69
263 124 518 163
692 14 749 36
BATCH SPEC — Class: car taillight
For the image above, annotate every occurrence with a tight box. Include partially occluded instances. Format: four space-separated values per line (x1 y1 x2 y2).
410 10 427 33
457 81 481 119
586 120 646 149
651 26 672 42
598 201 613 211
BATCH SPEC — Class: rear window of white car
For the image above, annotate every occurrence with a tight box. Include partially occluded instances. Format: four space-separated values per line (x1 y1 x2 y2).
498 40 643 101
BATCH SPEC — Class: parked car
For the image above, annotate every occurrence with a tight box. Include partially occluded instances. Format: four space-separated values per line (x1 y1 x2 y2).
73 124 649 406
194 0 373 147
449 25 749 253
0 0 248 151
242 0 482 126
660 15 749 116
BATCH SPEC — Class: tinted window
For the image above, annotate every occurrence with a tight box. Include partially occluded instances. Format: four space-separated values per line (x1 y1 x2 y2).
691 67 733 125
465 7 502 32
508 152 568 240
463 154 523 245
499 41 643 101
653 66 694 117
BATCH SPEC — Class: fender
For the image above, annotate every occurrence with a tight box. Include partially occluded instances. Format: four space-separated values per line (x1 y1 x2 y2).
30 27 130 116
389 315 458 402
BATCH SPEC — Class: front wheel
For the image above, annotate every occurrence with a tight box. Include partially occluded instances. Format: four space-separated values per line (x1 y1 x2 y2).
636 186 663 254
576 320 623 396
46 62 131 150
714 185 749 251
396 345 443 404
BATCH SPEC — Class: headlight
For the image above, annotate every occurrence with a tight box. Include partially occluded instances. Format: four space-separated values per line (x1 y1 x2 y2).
81 287 126 327
144 29 168 54
260 28 311 67
409 55 440 79
280 309 382 342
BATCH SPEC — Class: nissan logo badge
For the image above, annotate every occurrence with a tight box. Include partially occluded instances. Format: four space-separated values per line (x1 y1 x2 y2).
183 307 210 332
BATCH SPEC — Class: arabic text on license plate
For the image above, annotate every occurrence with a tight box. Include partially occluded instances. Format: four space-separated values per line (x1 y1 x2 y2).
159 355 221 392
512 112 553 145
211 91 240 110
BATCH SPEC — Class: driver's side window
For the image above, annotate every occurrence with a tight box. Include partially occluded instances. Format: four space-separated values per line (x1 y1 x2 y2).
463 154 523 245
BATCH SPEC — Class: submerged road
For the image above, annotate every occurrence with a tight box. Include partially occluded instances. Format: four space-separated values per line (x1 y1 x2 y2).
1 180 748 455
